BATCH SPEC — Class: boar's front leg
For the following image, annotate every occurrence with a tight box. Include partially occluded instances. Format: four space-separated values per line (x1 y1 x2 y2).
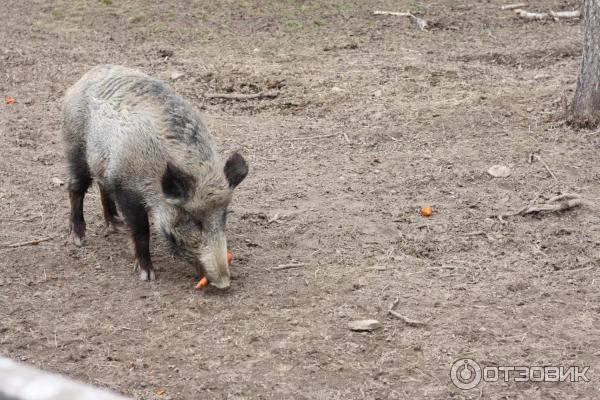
115 189 155 281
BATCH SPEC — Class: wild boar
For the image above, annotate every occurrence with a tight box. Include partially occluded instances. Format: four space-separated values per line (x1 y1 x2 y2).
62 65 248 289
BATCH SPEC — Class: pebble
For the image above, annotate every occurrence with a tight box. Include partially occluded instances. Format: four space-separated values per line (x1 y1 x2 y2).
487 164 511 178
348 319 381 332
170 70 184 81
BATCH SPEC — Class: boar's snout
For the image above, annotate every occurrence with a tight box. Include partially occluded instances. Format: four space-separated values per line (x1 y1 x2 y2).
209 277 231 290
200 236 231 290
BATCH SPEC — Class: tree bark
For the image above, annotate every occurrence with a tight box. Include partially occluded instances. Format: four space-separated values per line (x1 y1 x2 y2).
572 0 600 126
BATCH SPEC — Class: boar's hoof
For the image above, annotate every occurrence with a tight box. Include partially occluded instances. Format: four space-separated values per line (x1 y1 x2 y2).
70 231 84 247
140 268 156 281
134 262 155 281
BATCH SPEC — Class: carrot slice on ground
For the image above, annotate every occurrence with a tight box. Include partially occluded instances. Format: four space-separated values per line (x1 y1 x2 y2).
227 250 234 265
195 277 209 289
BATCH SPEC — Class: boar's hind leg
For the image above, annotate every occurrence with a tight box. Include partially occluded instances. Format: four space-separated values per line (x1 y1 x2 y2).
115 190 155 281
67 150 92 247
98 183 124 231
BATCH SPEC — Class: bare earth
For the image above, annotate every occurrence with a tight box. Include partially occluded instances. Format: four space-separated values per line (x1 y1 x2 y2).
1 1 599 399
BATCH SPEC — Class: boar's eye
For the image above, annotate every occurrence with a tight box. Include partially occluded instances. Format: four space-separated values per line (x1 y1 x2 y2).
193 219 204 230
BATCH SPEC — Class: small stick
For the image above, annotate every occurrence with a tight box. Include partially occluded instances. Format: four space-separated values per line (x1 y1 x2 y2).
550 10 581 20
117 326 141 332
532 154 558 182
464 231 486 237
389 310 427 326
514 9 550 20
373 10 428 30
388 296 426 326
342 132 351 144
547 193 580 203
267 213 280 224
515 194 582 216
366 265 387 271
3 236 54 248
205 91 280 100
518 198 582 215
500 3 526 10
374 10 412 17
285 133 337 141
271 263 306 270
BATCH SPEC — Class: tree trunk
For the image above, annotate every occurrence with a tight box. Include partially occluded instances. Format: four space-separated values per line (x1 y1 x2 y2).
571 0 600 126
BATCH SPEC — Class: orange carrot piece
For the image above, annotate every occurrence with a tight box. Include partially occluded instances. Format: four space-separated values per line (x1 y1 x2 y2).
195 276 209 289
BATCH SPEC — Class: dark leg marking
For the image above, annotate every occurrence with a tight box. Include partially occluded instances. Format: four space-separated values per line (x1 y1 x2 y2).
99 183 123 231
67 148 92 246
114 188 155 281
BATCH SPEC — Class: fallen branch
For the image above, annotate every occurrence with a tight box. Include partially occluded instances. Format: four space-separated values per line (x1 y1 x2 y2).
550 10 581 20
3 236 54 248
514 9 581 21
271 263 306 271
514 9 550 20
500 3 526 10
388 297 427 327
205 91 280 100
373 10 428 31
504 193 583 217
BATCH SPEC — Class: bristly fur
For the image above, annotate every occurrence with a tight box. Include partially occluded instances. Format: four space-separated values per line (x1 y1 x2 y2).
62 65 248 285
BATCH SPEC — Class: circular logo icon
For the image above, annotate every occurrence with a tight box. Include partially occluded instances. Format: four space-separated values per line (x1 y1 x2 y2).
450 358 482 390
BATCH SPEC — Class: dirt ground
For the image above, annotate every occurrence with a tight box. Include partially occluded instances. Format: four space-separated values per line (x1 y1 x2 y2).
1 0 599 399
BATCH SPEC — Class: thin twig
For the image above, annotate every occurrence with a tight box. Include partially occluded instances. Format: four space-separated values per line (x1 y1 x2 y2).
531 154 558 182
500 3 526 10
117 326 141 332
205 91 280 100
373 10 428 30
388 296 427 326
271 263 306 270
3 236 54 248
374 10 412 17
464 231 486 237
267 213 280 224
342 132 351 144
285 133 337 141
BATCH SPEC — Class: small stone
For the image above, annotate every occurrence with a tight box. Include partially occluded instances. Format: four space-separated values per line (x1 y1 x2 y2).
52 177 64 187
372 89 382 97
348 319 381 332
487 165 511 178
170 70 184 81
331 86 344 93
158 49 174 58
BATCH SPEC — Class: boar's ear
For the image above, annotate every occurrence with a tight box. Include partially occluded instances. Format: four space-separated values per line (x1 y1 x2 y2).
162 162 195 204
224 152 248 188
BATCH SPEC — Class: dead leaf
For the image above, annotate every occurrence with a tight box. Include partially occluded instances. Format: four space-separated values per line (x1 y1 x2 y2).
5 96 16 105
155 388 166 396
